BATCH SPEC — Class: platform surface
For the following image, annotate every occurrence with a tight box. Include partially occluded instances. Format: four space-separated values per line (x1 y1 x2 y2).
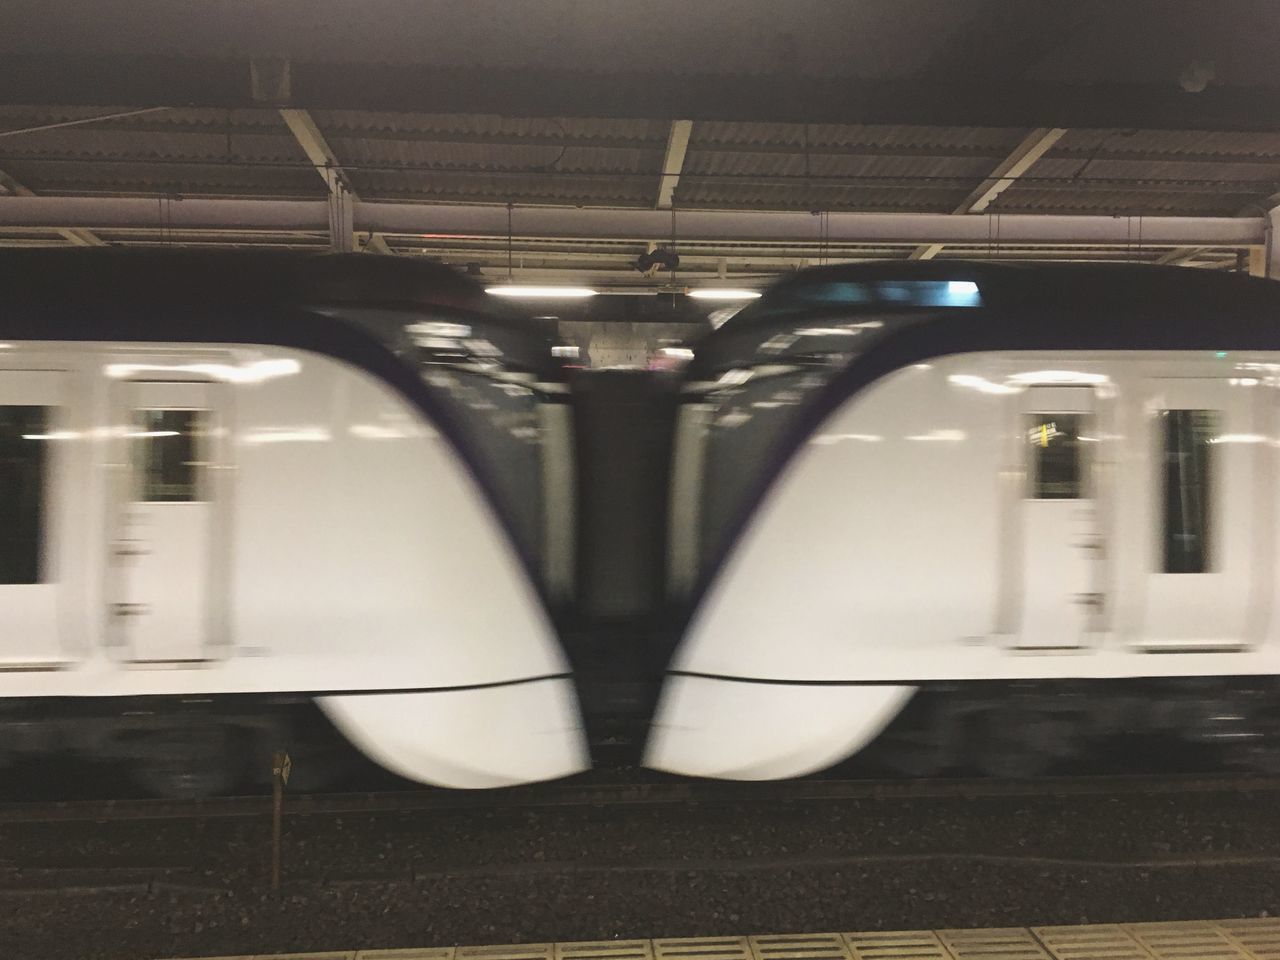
171 918 1280 960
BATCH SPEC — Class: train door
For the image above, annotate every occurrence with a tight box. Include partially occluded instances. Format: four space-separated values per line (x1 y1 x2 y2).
0 370 68 667
109 380 224 662
1013 386 1103 649
1136 378 1267 649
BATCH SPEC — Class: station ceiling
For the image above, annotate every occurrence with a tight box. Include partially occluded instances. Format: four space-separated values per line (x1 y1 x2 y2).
0 0 1277 288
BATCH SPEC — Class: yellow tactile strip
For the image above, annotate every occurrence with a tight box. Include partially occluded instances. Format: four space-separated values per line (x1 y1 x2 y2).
168 919 1280 960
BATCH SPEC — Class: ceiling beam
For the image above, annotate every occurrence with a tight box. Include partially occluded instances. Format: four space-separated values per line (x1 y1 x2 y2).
278 108 353 196
656 120 693 210
0 195 1264 248
1156 246 1205 265
912 126 1068 260
908 243 945 261
279 107 358 252
960 127 1070 214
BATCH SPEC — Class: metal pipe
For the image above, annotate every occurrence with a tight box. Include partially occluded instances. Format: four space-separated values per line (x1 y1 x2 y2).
364 205 1266 247
0 196 1266 248
0 197 329 232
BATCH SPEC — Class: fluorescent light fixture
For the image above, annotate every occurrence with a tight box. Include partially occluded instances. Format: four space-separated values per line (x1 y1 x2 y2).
486 285 597 299
689 288 762 300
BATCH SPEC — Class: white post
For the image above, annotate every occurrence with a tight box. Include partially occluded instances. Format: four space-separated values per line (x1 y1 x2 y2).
1267 207 1280 279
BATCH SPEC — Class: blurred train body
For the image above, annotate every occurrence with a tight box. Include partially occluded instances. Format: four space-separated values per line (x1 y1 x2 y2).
648 263 1280 780
0 250 585 794
9 251 1280 796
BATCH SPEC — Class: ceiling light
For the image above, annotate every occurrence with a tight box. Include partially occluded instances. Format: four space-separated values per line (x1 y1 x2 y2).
486 285 597 299
689 289 762 300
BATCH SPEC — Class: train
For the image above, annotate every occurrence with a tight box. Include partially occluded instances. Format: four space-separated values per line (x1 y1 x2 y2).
647 261 1280 780
6 249 1280 794
0 249 585 795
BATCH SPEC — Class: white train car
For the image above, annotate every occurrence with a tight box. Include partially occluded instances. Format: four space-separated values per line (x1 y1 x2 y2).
0 249 586 794
649 262 1280 780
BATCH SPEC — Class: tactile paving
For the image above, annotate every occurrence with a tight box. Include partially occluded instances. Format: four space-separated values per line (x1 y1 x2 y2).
556 943 654 960
750 934 853 960
938 928 1053 960
1031 925 1151 960
168 918 1280 960
844 929 953 960
456 945 554 960
655 937 754 960
1218 919 1280 959
1125 921 1253 960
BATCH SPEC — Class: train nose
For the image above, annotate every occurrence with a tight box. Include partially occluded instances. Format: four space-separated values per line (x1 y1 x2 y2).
644 676 913 780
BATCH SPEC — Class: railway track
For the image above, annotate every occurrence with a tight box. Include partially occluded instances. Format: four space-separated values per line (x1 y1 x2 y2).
2 770 1279 824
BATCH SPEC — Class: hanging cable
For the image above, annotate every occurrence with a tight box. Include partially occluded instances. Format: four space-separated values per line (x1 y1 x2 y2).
0 106 172 140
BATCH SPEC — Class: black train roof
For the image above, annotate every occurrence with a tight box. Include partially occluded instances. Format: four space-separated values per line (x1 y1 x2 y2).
690 259 1280 377
732 259 1280 323
0 247 565 376
0 247 496 314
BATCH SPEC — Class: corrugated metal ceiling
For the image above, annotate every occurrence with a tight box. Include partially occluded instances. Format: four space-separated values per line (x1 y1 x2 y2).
0 106 1274 284
1 107 1278 218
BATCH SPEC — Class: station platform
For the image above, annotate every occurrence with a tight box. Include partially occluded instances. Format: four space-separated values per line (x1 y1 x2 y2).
175 918 1280 960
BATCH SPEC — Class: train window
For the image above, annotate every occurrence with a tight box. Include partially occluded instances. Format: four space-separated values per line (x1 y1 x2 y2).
0 405 49 584
1027 413 1085 499
1161 409 1217 574
133 409 205 503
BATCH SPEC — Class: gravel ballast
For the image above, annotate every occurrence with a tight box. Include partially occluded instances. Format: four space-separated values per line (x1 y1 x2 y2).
0 787 1275 960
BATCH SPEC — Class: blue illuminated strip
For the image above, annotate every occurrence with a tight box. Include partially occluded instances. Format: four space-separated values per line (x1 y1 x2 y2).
793 279 982 308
